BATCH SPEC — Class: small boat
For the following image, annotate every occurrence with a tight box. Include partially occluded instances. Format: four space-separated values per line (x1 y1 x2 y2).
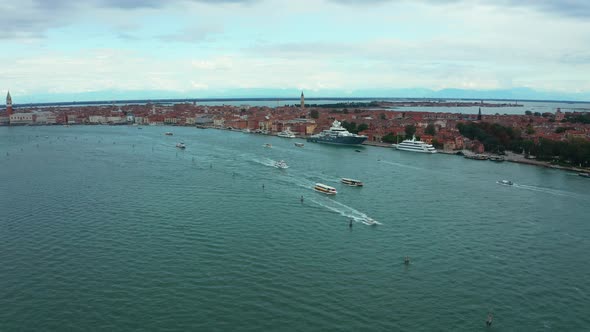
165 132 173 136
176 142 186 149
498 180 513 185
314 183 337 195
294 142 304 147
274 160 289 169
277 128 296 138
489 156 505 162
579 173 590 178
341 178 363 187
355 149 362 153
465 154 489 160
363 218 377 226
263 143 272 148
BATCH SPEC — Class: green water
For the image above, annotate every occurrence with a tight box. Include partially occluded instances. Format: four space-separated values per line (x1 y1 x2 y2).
1 126 589 331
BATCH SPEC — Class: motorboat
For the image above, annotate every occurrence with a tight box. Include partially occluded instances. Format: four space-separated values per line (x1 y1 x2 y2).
314 183 337 195
341 178 363 187
274 160 289 169
294 142 304 147
489 156 505 162
165 132 173 136
465 154 489 160
263 143 272 148
392 135 436 153
277 128 296 138
579 173 590 178
498 180 513 185
363 218 377 226
176 142 186 149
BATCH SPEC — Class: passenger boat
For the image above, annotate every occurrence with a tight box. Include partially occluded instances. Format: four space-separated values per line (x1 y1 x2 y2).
263 143 272 148
392 135 436 153
176 142 186 149
341 178 363 187
314 183 337 195
274 160 289 169
165 132 173 136
294 142 304 147
498 179 513 185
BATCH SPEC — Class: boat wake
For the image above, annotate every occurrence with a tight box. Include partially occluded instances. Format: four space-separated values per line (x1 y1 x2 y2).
513 184 589 200
378 160 425 171
307 196 381 225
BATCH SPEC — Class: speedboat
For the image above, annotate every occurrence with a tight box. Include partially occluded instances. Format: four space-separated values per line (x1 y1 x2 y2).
274 160 289 169
176 142 186 149
341 178 363 187
314 183 337 195
165 132 173 136
363 217 377 226
294 142 304 147
498 180 513 185
263 143 272 148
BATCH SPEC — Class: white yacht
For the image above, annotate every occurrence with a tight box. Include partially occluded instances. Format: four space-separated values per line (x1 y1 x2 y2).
392 135 437 153
277 128 296 138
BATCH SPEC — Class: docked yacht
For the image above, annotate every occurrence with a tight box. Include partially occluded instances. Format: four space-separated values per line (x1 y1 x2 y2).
277 128 296 138
341 178 363 187
392 135 436 153
274 160 289 169
307 120 367 145
314 183 337 195
176 142 186 149
578 172 590 178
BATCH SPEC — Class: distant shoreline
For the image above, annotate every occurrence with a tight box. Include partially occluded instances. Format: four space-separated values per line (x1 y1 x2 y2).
361 140 589 173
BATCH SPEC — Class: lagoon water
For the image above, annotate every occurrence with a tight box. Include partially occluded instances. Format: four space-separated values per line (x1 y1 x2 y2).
1 126 589 331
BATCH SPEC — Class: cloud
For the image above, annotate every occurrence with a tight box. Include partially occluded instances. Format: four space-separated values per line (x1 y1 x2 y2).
329 0 590 18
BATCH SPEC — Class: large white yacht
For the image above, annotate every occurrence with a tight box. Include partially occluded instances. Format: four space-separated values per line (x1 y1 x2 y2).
307 120 367 145
392 135 437 153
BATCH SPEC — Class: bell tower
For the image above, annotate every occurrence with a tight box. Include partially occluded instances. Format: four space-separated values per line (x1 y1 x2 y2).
6 91 12 116
300 91 305 109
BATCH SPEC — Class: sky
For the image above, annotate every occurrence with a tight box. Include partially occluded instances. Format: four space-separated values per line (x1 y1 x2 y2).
1 0 590 103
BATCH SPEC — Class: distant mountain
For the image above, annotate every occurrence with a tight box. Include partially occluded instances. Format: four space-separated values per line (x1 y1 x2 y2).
13 87 590 104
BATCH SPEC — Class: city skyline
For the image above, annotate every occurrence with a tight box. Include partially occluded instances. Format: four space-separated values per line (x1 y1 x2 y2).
2 0 590 102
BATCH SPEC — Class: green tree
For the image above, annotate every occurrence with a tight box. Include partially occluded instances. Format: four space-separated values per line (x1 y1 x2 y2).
431 138 443 149
380 113 386 120
357 123 368 133
425 123 436 136
405 125 416 138
525 110 532 116
310 109 319 119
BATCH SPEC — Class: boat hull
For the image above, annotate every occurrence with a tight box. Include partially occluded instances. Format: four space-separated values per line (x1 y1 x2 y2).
307 136 367 145
394 146 437 153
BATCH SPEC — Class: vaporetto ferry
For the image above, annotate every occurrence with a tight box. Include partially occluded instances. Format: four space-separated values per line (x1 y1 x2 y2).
314 183 337 195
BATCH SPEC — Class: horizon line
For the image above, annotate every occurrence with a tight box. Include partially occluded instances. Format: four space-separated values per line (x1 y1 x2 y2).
5 96 590 108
